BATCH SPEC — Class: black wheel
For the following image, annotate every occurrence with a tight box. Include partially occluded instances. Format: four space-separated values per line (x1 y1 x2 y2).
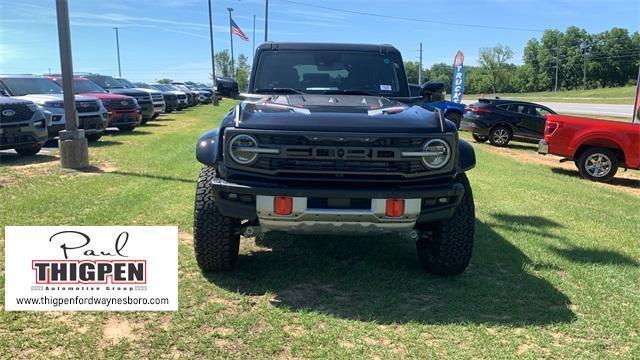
489 126 512 147
86 134 102 142
577 148 618 182
471 134 488 143
194 166 241 272
15 144 43 156
152 113 160 119
117 125 135 132
141 118 149 124
416 173 475 276
445 112 462 129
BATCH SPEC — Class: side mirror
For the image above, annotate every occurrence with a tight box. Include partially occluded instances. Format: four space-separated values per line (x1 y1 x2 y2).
0 89 9 97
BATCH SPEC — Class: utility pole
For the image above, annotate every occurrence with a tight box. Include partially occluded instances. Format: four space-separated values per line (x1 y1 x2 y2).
583 49 588 90
418 42 423 85
227 8 235 79
264 0 269 42
208 0 219 105
55 0 88 169
554 38 560 92
113 27 121 77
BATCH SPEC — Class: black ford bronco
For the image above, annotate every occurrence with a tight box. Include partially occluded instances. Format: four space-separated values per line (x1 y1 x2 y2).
194 43 476 275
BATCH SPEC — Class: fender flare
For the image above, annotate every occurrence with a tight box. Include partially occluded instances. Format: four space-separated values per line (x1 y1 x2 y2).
196 128 222 166
458 138 476 172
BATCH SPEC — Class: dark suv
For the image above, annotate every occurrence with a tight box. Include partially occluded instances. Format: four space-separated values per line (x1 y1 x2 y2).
193 43 477 275
461 98 556 147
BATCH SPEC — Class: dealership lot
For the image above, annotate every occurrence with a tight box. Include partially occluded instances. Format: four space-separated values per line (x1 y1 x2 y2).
1 101 638 358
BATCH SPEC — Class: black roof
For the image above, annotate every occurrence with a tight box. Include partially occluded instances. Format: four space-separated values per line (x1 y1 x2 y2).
256 42 401 53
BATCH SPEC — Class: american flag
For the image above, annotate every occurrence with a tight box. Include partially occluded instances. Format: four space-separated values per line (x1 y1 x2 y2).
231 18 249 41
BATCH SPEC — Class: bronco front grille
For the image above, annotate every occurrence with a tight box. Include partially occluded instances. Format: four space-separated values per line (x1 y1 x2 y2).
224 129 455 180
0 104 34 123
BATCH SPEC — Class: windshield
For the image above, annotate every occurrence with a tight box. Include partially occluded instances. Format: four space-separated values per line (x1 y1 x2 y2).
2 78 63 96
73 79 107 94
134 83 153 89
116 78 136 88
253 50 408 97
88 76 125 89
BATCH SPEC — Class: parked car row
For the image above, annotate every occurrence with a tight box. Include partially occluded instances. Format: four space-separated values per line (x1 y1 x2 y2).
0 73 216 156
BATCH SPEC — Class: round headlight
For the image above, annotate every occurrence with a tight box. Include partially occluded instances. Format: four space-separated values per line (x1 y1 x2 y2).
421 139 451 169
229 134 259 165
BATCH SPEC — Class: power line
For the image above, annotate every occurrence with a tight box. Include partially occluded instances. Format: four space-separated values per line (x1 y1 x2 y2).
276 0 545 33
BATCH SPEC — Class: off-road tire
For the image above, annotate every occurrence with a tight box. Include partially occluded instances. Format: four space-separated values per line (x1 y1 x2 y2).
416 173 475 275
152 113 160 119
86 134 102 142
15 144 43 156
577 147 618 182
193 166 241 272
489 126 512 147
445 112 462 129
141 118 149 125
471 134 488 143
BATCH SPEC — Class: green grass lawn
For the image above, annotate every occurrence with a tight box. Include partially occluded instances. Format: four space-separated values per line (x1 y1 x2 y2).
1 101 639 358
467 86 637 104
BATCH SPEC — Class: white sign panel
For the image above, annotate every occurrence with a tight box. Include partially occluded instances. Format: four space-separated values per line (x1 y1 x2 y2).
5 226 178 311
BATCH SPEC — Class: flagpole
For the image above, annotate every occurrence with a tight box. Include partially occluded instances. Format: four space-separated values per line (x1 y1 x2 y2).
227 8 234 79
264 0 269 42
208 0 218 106
252 14 256 55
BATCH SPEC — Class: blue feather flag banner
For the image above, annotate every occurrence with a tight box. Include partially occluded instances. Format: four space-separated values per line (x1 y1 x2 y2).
451 51 465 103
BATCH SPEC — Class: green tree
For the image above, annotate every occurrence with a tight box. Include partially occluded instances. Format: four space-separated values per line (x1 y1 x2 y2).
215 50 232 77
157 78 173 84
478 44 514 93
235 54 251 91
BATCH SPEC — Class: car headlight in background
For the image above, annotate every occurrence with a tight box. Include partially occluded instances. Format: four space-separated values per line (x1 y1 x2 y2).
420 139 451 169
27 103 39 111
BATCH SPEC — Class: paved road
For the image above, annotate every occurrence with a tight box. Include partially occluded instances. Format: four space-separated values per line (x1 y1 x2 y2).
463 99 634 118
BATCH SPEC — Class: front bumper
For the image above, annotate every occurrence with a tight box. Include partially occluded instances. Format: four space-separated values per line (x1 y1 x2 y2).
138 102 155 119
108 110 141 127
209 177 465 234
538 140 549 155
153 102 165 114
0 122 48 150
45 110 108 138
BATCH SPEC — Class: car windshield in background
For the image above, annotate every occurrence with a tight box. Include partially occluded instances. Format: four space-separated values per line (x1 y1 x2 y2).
89 76 125 90
116 78 136 88
74 80 107 94
253 51 408 97
134 82 152 89
2 78 63 96
154 84 172 91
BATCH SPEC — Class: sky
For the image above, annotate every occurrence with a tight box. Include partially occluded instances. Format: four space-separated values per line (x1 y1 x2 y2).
0 0 638 83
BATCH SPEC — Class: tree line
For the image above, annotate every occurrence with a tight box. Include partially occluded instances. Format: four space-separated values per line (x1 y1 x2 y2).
406 26 639 94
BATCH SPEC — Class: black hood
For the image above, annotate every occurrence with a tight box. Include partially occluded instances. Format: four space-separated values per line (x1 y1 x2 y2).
225 94 446 133
108 88 149 97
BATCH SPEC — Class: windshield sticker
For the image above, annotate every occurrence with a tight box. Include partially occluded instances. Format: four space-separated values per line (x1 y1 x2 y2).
383 58 390 64
380 85 392 91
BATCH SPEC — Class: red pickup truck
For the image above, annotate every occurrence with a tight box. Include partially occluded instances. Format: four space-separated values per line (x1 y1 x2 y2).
538 114 639 182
